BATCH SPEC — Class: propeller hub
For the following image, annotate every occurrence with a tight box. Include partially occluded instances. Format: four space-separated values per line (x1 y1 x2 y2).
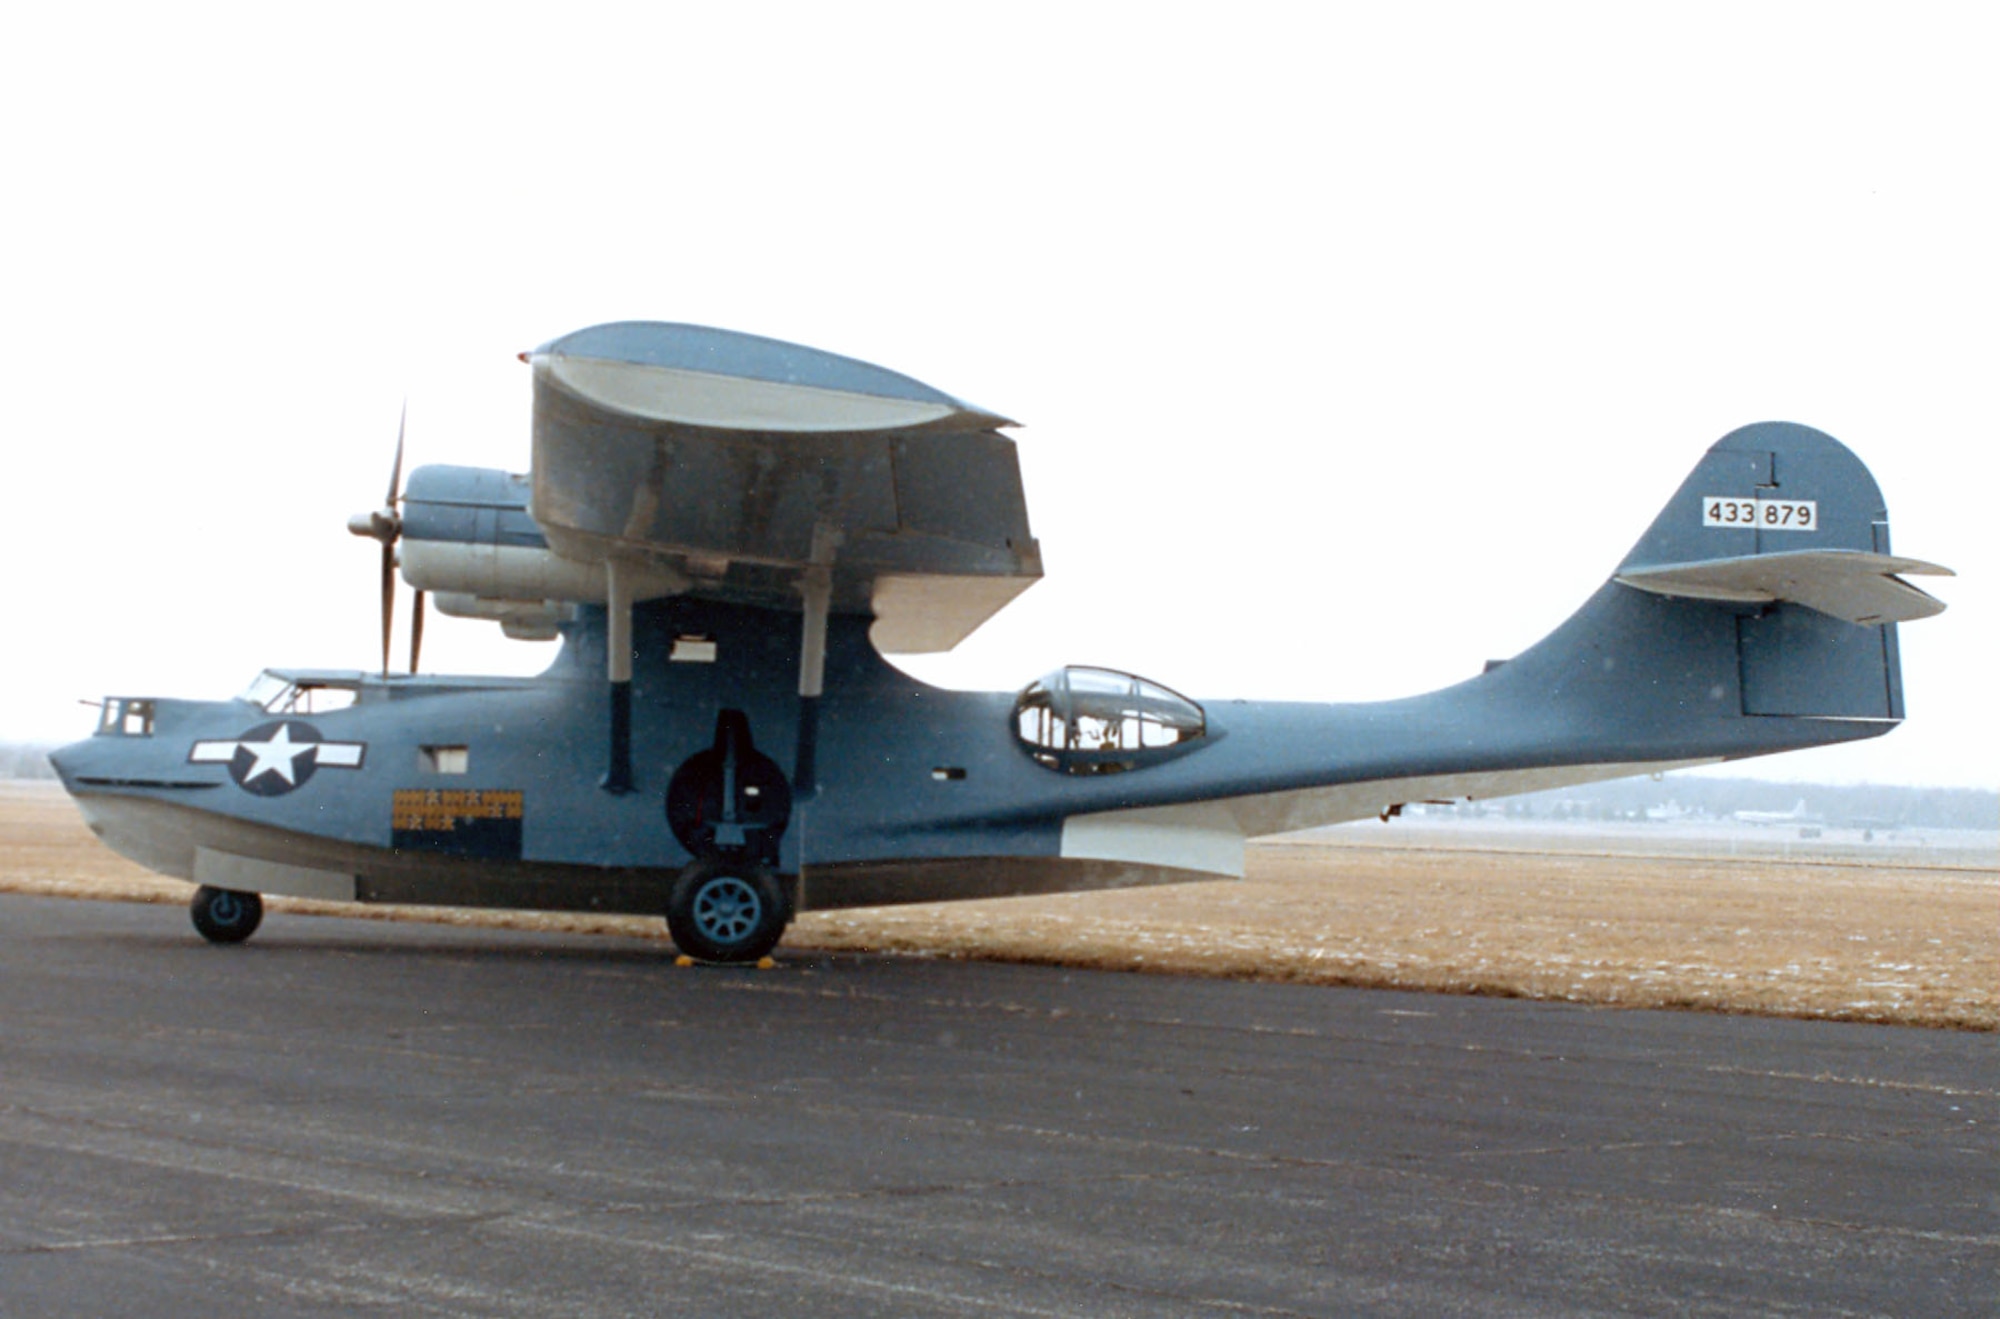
348 508 401 544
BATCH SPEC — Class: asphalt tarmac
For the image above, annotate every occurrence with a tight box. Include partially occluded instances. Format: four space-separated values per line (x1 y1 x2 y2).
1 893 1993 1317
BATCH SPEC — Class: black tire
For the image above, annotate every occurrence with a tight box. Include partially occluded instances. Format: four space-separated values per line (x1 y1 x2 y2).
665 858 789 963
191 885 263 944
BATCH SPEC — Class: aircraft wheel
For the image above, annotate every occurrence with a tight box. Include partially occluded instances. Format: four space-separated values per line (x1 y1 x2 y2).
666 858 788 963
191 885 263 944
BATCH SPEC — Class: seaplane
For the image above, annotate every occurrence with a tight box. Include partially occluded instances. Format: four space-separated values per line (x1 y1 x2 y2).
50 323 1953 961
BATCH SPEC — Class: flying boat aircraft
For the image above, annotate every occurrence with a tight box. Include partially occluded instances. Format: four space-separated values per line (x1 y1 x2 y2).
50 323 1954 962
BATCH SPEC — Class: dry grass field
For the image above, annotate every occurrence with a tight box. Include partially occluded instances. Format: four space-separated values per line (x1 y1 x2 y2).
4 782 1992 1030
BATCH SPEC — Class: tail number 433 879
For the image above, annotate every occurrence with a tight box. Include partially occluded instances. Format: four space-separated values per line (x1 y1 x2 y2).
1703 497 1816 530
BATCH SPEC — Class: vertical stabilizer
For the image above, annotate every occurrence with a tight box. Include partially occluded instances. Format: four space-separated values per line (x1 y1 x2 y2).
1607 422 1931 722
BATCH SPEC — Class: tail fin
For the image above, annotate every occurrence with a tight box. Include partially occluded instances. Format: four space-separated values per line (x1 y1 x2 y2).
1614 422 1949 625
1483 423 1949 765
1606 422 1949 720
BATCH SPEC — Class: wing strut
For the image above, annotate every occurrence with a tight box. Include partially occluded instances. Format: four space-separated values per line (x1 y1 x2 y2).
792 523 841 797
601 559 634 794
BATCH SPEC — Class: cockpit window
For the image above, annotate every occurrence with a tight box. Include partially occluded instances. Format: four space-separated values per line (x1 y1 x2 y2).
1013 666 1206 774
239 673 359 715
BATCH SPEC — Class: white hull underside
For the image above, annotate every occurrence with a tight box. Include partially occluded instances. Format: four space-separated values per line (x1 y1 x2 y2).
1059 758 1724 878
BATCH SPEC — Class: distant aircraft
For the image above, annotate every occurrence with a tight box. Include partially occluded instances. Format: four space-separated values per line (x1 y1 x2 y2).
49 323 1955 961
1733 799 1820 826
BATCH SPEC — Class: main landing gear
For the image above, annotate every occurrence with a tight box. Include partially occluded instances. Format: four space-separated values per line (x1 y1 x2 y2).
190 885 264 944
663 710 794 963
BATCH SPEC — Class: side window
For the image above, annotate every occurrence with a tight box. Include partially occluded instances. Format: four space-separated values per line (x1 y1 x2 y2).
290 685 358 716
1013 667 1205 774
96 698 156 737
420 745 470 774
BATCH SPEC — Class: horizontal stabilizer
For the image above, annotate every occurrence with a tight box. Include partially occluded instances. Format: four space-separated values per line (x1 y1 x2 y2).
1616 549 1952 625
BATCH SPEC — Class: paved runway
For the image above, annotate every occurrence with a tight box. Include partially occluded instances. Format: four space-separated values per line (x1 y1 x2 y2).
0 893 1993 1317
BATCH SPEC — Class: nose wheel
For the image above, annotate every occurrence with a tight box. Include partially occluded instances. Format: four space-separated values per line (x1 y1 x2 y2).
665 858 789 963
191 885 264 944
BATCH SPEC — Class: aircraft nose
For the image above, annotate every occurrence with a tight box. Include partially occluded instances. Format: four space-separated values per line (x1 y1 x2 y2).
45 740 81 787
44 737 108 794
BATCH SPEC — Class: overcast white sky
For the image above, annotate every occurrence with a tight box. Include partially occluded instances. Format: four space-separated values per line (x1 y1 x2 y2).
2 3 1992 787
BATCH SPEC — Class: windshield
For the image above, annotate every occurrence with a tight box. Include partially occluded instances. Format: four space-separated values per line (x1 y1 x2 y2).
238 672 292 709
238 672 359 715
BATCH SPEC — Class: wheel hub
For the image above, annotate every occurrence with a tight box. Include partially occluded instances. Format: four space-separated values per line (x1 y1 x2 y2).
691 876 762 944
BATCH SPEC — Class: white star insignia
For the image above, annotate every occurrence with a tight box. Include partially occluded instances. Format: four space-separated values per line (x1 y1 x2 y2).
238 723 315 786
189 724 368 790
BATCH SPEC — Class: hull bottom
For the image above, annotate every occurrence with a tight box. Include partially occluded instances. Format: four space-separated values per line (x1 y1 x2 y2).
66 790 1218 920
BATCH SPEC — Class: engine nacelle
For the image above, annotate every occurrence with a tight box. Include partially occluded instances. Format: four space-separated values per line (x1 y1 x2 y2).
396 465 681 625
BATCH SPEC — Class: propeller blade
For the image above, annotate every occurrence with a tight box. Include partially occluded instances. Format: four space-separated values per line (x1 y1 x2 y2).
380 542 395 679
409 590 426 674
387 401 406 507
